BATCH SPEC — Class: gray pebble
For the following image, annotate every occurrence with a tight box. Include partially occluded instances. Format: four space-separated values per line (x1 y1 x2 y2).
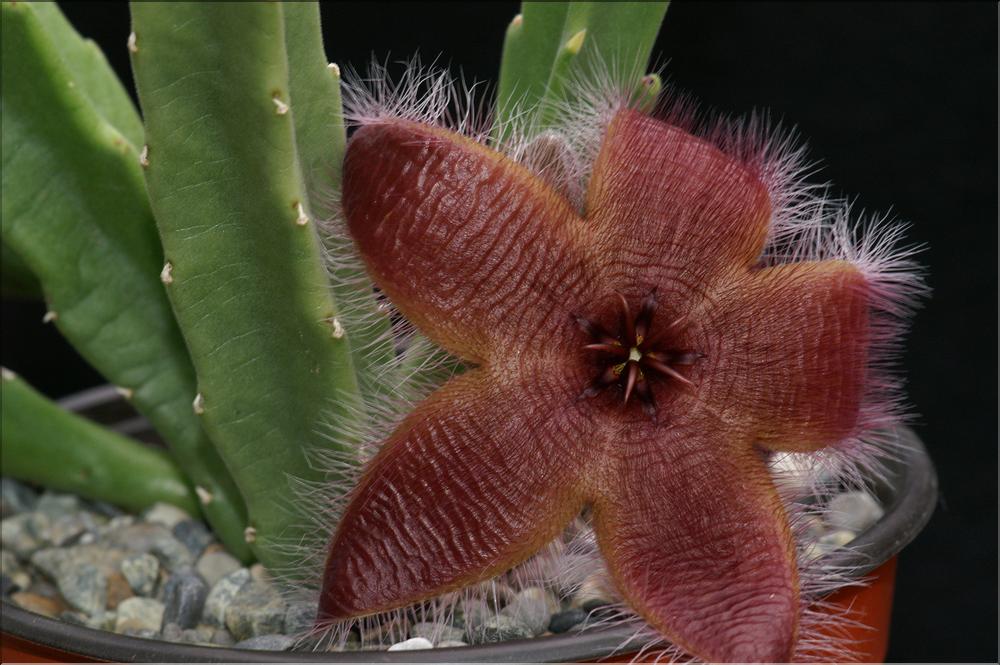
10 570 30 592
195 550 241 588
27 578 59 598
1 550 19 575
224 580 287 641
142 503 191 530
180 627 209 644
194 624 216 641
162 622 183 641
0 550 29 590
103 515 136 533
172 520 214 559
0 478 38 517
203 568 251 627
46 511 104 548
2 574 15 596
548 608 587 633
31 545 127 616
437 640 470 648
457 598 492 631
827 491 884 533
211 627 236 646
161 568 208 629
62 609 113 631
29 547 66 578
35 493 80 517
100 522 192 571
283 600 317 635
1 514 43 558
122 628 159 639
235 634 296 651
410 621 465 644
120 553 159 596
89 611 117 631
387 637 433 651
115 597 165 634
476 615 533 643
60 562 107 616
59 610 90 627
87 500 125 518
502 587 560 636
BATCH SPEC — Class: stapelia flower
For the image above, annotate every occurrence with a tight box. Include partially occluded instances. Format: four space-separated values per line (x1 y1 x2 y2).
319 104 880 661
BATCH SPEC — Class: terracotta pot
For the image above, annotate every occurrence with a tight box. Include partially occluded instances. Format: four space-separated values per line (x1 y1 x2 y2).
1 385 937 662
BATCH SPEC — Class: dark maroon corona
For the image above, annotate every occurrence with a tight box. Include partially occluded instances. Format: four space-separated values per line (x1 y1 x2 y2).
575 290 705 418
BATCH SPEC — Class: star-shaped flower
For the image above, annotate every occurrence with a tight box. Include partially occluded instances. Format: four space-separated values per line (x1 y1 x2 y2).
319 105 879 661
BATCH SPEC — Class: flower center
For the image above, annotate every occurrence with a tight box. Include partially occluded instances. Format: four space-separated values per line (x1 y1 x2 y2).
573 289 705 420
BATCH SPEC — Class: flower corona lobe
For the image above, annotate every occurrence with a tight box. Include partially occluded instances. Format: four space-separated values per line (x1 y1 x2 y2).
324 108 872 663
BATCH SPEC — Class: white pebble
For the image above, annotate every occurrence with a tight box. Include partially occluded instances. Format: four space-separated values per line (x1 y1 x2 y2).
826 491 884 532
819 529 857 550
143 503 190 530
388 637 433 651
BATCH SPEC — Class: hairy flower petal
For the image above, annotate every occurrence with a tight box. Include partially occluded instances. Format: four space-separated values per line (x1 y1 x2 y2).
325 82 909 661
586 109 771 300
343 120 598 363
700 261 870 450
592 410 798 663
318 364 594 621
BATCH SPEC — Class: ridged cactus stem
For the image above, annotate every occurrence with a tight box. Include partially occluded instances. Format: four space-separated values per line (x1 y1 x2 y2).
130 2 367 572
280 3 397 399
1 0 251 561
2 369 199 515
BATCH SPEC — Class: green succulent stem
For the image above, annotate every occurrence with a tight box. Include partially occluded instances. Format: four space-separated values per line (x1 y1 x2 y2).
281 3 397 400
496 1 669 139
1 241 42 299
1 369 199 515
130 1 367 572
1 0 251 561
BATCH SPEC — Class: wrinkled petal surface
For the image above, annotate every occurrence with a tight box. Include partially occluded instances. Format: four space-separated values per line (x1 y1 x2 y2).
331 102 879 663
585 110 771 302
319 362 595 620
695 261 870 450
343 120 598 363
592 406 798 663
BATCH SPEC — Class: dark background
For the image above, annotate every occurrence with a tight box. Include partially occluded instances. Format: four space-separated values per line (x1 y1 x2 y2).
3 2 996 661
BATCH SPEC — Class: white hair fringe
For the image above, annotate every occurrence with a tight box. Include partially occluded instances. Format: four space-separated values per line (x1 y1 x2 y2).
265 55 926 662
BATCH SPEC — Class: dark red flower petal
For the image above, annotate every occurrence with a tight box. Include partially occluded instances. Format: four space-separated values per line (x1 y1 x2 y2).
343 120 599 363
701 261 870 451
585 109 771 299
318 363 595 621
592 407 798 663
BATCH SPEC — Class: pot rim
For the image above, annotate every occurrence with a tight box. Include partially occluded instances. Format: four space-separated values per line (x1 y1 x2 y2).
1 385 938 662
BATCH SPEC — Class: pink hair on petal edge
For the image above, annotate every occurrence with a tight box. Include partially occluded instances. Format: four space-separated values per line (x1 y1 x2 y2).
270 57 927 662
